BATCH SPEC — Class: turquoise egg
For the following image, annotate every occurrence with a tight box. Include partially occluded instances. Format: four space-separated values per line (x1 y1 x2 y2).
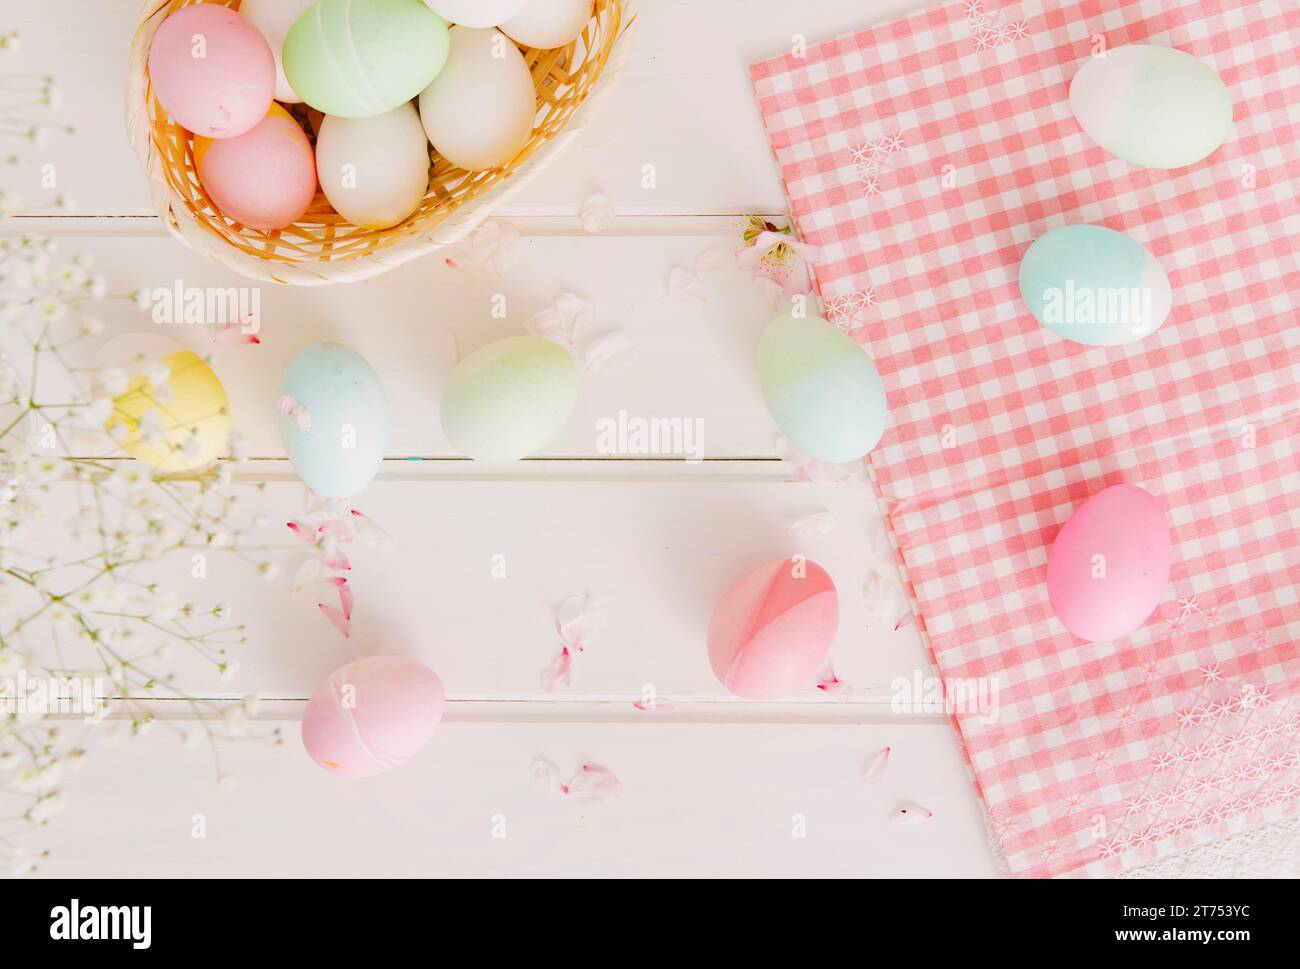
283 0 450 118
277 343 389 498
757 313 887 463
441 336 578 462
1019 225 1172 347
1069 44 1232 170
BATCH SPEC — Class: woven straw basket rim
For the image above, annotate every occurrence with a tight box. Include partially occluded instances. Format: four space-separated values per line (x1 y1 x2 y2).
126 0 635 286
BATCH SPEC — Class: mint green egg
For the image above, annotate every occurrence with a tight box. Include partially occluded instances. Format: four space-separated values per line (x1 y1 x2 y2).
758 313 887 463
283 0 449 118
1019 224 1172 347
441 336 579 461
1068 44 1232 170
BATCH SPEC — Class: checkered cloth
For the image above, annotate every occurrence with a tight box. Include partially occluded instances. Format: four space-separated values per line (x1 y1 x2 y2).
752 0 1300 876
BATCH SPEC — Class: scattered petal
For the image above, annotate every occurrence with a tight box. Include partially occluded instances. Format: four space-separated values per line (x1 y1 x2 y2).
668 267 707 306
319 602 351 638
861 747 891 784
789 509 835 535
815 660 853 700
541 647 572 693
286 520 315 543
531 757 567 794
566 764 622 802
583 328 632 373
319 551 351 572
579 193 615 233
349 509 396 549
523 292 592 348
633 695 673 711
215 321 259 346
276 394 310 432
556 593 596 651
316 520 353 542
337 581 354 621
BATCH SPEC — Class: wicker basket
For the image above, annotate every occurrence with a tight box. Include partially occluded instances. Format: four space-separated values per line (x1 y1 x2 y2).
126 0 634 285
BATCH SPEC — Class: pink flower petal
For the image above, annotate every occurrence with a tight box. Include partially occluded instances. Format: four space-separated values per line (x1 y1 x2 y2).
215 322 259 346
566 764 622 802
286 520 315 543
668 267 707 306
890 801 933 824
276 394 310 431
531 758 567 794
815 658 853 700
316 520 353 542
555 593 596 652
531 759 621 803
541 647 572 693
349 509 396 549
337 581 354 621
894 610 917 631
862 747 891 784
319 551 351 572
318 603 351 638
633 695 673 711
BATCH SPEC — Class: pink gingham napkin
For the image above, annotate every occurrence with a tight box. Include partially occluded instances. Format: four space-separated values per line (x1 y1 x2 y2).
752 0 1300 876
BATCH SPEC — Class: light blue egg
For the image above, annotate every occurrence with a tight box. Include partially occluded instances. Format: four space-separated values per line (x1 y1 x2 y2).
277 343 389 498
1019 225 1172 347
757 313 887 463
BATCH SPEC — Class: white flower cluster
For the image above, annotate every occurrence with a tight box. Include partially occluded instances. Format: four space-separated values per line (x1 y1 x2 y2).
0 237 286 876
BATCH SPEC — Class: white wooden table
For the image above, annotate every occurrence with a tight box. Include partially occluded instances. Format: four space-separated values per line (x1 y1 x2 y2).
4 0 1000 877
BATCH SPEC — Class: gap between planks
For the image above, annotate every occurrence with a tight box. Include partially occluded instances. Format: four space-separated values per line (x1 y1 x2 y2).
0 213 788 238
86 696 947 725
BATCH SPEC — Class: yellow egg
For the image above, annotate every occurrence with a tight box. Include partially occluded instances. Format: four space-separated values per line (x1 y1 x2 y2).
104 346 230 472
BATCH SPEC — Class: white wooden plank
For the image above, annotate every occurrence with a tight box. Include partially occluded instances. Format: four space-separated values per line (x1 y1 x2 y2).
34 719 998 876
21 233 802 459
16 471 927 700
3 0 929 217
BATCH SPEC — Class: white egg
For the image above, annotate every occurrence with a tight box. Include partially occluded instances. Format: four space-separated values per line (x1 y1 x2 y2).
501 0 591 49
425 0 528 28
316 102 430 229
418 27 536 171
239 0 316 104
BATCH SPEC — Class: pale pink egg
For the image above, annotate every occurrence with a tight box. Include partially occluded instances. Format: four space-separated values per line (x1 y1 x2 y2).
195 104 316 231
708 557 839 699
301 655 446 778
147 4 275 138
1046 483 1172 642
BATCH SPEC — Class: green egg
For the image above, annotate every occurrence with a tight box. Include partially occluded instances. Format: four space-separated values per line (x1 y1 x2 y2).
1068 44 1232 170
758 313 887 464
283 0 450 118
441 336 579 462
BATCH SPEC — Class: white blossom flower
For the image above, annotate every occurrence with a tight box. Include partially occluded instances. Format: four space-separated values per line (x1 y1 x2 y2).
35 296 67 321
137 408 166 446
143 362 169 387
96 366 128 397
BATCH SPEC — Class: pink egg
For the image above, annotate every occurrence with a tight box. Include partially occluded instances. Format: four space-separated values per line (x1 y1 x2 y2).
147 4 275 138
1046 483 1172 642
301 655 445 778
196 104 316 231
708 557 839 699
